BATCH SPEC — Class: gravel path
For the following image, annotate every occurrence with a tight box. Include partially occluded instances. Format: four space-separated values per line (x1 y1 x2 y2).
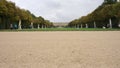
0 31 120 68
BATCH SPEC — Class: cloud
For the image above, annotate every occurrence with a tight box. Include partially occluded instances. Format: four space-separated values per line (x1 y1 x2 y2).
8 0 104 22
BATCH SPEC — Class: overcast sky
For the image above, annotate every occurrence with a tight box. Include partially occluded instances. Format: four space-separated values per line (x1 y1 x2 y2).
8 0 104 22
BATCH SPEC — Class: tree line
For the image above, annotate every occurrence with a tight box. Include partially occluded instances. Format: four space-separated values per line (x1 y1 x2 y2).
0 0 53 29
68 0 120 28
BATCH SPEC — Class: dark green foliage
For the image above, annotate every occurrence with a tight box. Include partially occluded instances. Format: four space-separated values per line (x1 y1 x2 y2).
0 0 53 29
68 2 120 28
104 0 117 4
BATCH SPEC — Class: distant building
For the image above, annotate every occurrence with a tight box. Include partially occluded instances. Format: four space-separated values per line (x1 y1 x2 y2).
53 22 68 28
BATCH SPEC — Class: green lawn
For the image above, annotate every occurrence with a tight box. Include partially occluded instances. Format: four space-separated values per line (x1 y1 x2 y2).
0 28 120 31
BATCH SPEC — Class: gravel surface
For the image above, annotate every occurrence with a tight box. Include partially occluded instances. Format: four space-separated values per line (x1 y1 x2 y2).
0 31 120 68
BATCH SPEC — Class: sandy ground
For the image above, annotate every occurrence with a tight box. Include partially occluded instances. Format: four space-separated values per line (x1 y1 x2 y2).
0 31 120 68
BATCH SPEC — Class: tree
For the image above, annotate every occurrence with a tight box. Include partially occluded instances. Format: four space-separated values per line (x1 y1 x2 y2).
104 0 117 4
0 0 53 29
68 1 120 28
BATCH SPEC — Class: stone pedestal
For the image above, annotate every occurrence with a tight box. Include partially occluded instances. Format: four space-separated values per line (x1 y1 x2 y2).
86 24 88 28
18 19 21 29
77 25 79 29
94 21 96 28
42 25 44 29
103 26 106 29
118 24 120 28
81 24 83 28
38 24 40 29
109 18 112 28
31 22 33 29
117 0 120 2
118 20 120 27
74 25 76 28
